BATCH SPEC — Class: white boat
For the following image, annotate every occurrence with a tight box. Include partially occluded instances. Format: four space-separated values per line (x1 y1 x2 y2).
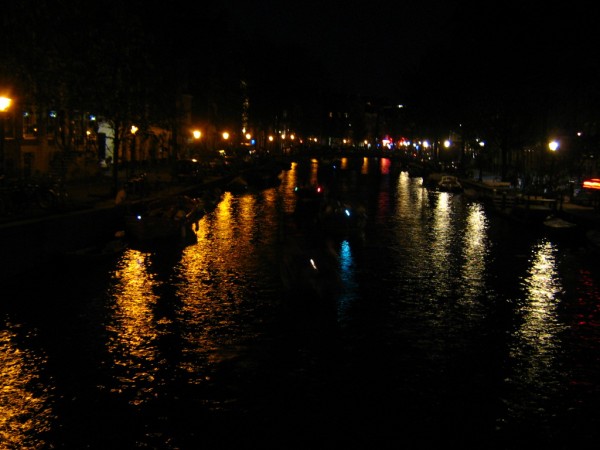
543 215 577 237
543 215 576 229
437 175 463 193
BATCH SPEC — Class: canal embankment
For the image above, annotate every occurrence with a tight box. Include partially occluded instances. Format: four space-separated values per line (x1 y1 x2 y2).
0 168 243 280
461 178 600 229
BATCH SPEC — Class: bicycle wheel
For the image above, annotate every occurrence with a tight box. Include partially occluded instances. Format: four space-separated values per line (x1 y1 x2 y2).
36 189 55 209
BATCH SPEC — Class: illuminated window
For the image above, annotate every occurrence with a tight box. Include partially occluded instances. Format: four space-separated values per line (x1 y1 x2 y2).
22 110 38 138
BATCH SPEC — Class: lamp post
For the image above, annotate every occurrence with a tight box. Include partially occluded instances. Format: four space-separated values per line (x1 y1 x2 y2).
129 125 138 177
192 129 202 158
0 96 12 175
222 131 230 156
548 139 559 196
477 140 485 182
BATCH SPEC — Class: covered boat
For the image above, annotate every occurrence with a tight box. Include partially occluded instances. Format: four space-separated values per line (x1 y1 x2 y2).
124 195 204 242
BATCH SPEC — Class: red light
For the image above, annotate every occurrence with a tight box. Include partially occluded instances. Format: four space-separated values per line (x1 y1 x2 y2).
583 178 600 190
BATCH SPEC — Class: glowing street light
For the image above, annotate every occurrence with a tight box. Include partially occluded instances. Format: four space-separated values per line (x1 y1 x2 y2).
548 140 559 151
0 96 13 173
193 129 202 140
130 125 139 170
0 97 11 112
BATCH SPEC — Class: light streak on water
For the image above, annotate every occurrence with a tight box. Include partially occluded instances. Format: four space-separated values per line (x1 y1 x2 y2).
0 326 53 450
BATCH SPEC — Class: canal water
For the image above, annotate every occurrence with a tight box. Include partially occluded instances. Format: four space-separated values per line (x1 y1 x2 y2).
1 157 599 449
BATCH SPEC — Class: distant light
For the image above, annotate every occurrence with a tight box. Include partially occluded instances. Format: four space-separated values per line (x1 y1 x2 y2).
548 140 559 151
193 130 202 139
345 209 351 217
0 96 11 111
397 104 404 108
309 259 318 270
583 178 600 190
444 140 451 148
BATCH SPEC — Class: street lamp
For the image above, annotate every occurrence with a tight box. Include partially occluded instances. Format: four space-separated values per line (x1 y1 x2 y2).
130 125 138 176
0 96 12 174
191 129 202 158
548 139 560 195
477 140 485 182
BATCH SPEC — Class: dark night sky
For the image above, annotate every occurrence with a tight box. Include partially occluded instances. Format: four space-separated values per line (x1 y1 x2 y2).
219 1 600 104
222 0 455 98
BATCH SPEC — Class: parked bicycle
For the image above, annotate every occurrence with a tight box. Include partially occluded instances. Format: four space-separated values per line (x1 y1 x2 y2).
0 176 71 217
37 177 70 211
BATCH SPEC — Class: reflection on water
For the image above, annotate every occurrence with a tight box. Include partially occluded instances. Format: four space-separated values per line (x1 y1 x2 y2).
336 239 357 324
0 325 53 449
430 192 453 298
106 249 162 405
460 202 489 302
505 239 567 423
519 239 565 353
1 156 600 447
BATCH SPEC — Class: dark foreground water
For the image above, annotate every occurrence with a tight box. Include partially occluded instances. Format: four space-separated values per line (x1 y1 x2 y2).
2 157 599 449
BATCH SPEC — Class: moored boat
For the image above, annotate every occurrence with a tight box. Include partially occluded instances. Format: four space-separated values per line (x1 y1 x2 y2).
318 198 367 237
437 175 463 193
124 195 204 242
510 196 558 225
294 183 325 203
543 215 578 238
225 176 249 193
